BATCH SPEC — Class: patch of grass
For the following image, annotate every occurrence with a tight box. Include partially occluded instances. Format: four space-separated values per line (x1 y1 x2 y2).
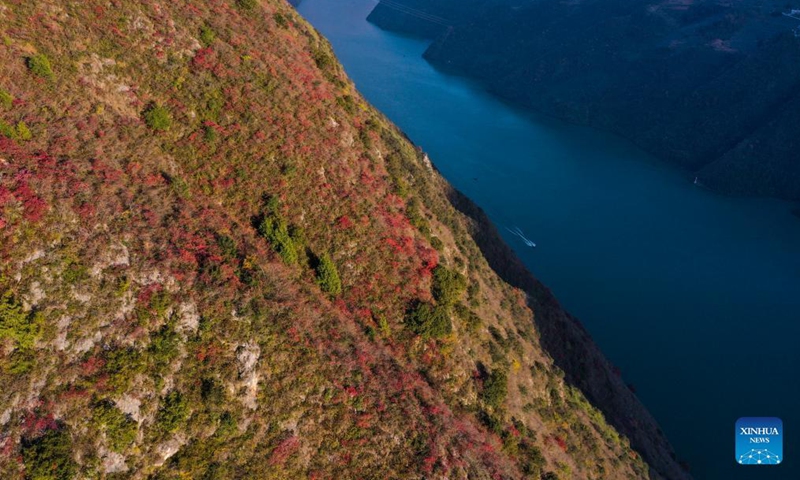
0 120 15 139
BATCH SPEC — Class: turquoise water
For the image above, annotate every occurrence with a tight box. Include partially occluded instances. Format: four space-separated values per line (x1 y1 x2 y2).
297 1 800 478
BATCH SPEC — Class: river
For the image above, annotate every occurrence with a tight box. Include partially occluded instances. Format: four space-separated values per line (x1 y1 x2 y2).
297 1 800 478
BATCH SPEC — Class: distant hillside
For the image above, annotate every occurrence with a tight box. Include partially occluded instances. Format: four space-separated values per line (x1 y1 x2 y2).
369 0 800 202
0 1 686 479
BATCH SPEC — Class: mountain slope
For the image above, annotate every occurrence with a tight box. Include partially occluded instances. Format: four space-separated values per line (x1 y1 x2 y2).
1 1 682 478
368 0 800 202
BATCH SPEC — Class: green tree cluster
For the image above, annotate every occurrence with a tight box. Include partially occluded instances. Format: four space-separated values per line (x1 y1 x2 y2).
431 265 466 305
156 391 189 434
406 302 451 339
21 428 76 480
93 401 138 452
257 197 304 265
0 291 42 349
480 368 508 409
315 253 342 296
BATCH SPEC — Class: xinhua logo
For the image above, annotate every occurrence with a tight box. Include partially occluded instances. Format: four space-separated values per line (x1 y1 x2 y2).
736 417 783 465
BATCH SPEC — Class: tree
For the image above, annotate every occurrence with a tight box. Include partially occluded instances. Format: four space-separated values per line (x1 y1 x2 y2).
26 54 54 80
0 291 42 349
21 428 76 480
93 401 137 452
156 391 189 434
258 216 298 265
16 121 32 141
0 89 12 110
199 25 216 47
236 0 258 10
431 266 466 306
406 302 451 339
315 253 342 296
143 104 172 131
480 368 508 409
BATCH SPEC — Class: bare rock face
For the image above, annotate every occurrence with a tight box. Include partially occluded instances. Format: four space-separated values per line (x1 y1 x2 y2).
177 302 200 335
236 342 261 410
100 449 129 474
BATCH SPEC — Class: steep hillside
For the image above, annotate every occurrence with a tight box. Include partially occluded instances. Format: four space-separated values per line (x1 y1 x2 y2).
368 0 800 202
1 1 684 479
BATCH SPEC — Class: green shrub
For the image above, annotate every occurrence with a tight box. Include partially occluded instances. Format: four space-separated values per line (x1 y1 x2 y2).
236 0 258 10
148 323 180 370
62 261 88 285
156 391 189 434
16 121 32 141
21 428 76 480
104 347 145 394
0 291 42 349
6 348 35 375
143 104 172 131
453 303 481 333
168 175 190 198
199 25 216 47
274 13 288 28
0 89 12 110
216 234 238 259
93 401 137 452
336 95 357 114
480 368 508 409
201 377 226 406
406 302 451 339
312 48 333 71
0 120 14 139
258 216 298 265
431 266 466 306
26 54 54 79
315 253 342 296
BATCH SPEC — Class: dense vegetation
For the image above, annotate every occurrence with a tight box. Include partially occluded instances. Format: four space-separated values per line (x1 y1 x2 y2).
0 1 681 479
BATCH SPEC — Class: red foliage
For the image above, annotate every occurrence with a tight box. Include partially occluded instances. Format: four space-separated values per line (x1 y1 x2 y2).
21 411 58 436
269 435 300 466
554 435 567 451
80 356 106 376
19 187 48 222
336 215 354 229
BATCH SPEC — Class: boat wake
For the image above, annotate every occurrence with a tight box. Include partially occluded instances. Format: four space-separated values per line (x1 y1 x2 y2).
506 226 536 248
